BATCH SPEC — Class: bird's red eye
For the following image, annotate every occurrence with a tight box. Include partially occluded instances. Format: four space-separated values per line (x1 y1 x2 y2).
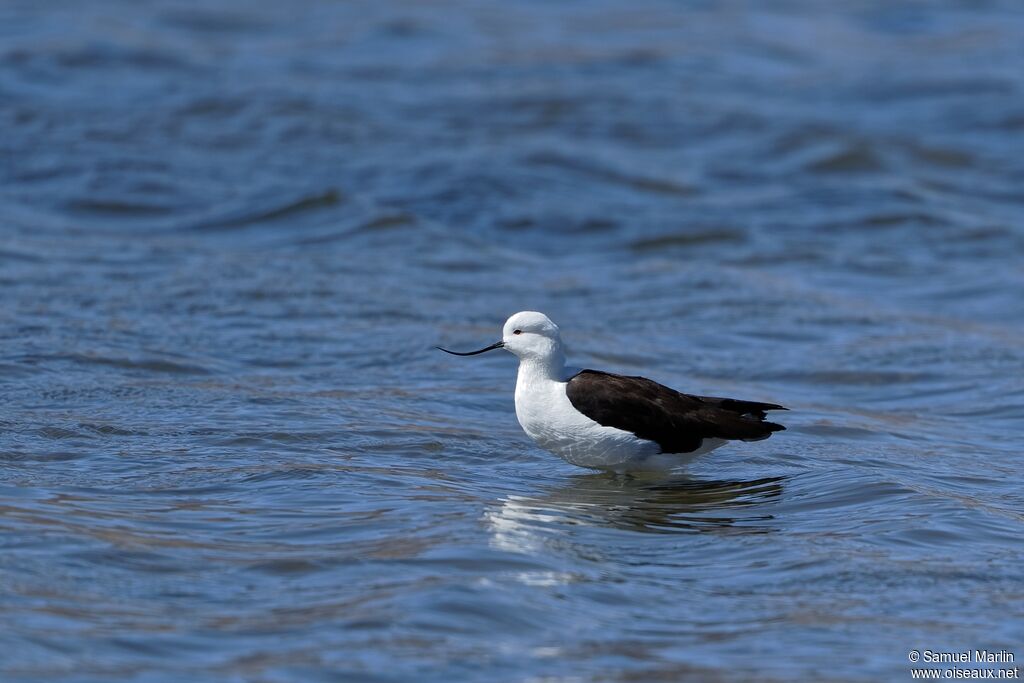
513 329 522 335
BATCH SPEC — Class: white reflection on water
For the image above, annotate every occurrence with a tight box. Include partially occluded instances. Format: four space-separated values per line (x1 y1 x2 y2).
486 474 786 559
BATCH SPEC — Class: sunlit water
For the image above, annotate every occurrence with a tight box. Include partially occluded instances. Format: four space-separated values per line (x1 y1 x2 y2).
2 1 1023 681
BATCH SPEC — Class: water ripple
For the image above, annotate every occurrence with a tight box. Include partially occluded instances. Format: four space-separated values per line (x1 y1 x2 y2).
2 1 1023 681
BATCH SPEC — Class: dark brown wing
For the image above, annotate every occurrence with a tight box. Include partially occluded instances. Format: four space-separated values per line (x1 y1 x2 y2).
565 370 786 454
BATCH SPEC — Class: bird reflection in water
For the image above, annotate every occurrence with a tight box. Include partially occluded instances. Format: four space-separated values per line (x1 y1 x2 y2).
486 474 785 555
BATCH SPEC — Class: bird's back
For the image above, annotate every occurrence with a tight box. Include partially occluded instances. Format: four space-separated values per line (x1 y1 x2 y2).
565 370 786 455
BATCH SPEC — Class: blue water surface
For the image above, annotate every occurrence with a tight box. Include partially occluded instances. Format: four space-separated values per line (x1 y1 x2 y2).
1 1 1023 681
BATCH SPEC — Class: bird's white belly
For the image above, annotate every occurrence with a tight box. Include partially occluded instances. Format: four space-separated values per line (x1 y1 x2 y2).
514 378 720 472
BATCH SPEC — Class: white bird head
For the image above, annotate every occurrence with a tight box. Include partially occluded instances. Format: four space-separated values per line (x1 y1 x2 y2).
437 311 565 365
500 311 563 361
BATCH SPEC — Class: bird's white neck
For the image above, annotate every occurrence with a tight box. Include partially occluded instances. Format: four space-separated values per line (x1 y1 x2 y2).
515 350 569 384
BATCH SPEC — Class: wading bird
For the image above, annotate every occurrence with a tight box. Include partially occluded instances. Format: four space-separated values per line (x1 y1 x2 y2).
438 311 786 472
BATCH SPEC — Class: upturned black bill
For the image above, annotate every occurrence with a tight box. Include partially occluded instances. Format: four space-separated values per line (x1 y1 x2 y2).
435 341 505 356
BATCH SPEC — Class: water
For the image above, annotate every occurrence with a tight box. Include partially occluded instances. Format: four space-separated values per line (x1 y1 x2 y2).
2 1 1023 681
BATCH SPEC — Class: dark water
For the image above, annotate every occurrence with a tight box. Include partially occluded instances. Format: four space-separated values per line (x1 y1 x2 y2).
2 1 1023 681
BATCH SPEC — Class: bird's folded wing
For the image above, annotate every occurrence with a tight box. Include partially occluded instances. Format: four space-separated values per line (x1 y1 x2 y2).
565 370 785 454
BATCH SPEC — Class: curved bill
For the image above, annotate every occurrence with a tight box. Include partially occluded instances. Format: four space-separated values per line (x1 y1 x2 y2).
435 341 504 356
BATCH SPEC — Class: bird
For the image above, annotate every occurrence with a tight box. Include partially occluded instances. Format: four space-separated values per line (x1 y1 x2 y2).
437 311 786 472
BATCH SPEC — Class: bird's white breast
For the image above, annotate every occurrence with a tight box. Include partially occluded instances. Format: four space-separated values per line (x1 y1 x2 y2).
513 365 662 471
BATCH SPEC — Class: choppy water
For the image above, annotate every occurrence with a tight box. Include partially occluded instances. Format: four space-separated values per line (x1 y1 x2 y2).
2 1 1023 681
